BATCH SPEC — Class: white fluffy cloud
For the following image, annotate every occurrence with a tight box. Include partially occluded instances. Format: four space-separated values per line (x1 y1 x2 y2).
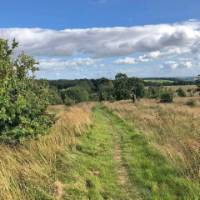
161 60 193 70
39 57 97 70
0 20 200 58
1 20 200 78
114 57 137 65
114 51 161 65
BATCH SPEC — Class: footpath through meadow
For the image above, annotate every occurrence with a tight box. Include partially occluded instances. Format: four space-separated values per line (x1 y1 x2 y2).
62 105 199 199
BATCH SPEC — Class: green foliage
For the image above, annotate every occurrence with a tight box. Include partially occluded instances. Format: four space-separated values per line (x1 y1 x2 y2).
146 86 162 98
176 88 187 97
98 80 114 101
114 73 131 100
47 86 63 105
0 39 53 144
63 95 75 106
133 82 145 98
160 91 174 103
113 74 145 101
61 87 89 105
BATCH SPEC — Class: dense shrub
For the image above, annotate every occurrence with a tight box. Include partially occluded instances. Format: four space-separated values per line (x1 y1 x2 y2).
176 88 186 97
0 39 54 144
160 92 173 103
48 86 63 105
64 96 75 106
61 87 89 104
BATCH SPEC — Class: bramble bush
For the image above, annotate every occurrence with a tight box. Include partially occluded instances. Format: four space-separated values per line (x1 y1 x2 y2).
0 39 54 144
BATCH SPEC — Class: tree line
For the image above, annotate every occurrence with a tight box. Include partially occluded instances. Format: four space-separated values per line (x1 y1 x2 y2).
48 73 197 105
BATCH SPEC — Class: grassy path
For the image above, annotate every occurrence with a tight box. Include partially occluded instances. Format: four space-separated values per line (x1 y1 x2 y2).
56 105 199 199
102 106 200 200
109 113 140 199
56 106 134 199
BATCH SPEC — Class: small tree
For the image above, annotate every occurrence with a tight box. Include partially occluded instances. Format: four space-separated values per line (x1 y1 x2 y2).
114 73 131 100
0 39 53 144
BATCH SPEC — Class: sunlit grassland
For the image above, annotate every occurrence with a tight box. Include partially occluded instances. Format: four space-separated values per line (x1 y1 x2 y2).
0 98 199 199
0 103 132 199
144 79 174 83
0 103 93 200
102 105 200 199
104 98 200 183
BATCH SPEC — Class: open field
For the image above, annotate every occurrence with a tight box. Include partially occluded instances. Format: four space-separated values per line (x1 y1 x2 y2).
165 85 197 91
104 98 200 183
0 99 199 199
144 79 174 83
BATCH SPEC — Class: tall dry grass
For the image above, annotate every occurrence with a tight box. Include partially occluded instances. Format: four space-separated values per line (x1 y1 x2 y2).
104 98 200 181
0 103 94 200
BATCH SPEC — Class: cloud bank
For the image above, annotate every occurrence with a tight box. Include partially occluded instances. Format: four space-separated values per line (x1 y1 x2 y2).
0 20 200 58
0 20 200 78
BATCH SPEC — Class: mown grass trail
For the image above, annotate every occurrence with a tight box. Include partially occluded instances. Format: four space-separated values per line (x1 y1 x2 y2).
55 106 135 199
55 105 199 199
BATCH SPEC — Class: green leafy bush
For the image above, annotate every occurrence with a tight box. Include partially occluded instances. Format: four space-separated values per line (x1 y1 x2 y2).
0 39 54 144
47 86 63 105
160 92 173 103
61 87 89 104
64 96 75 106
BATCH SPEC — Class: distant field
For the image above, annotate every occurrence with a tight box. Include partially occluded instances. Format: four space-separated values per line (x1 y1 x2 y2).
165 84 197 91
144 79 174 83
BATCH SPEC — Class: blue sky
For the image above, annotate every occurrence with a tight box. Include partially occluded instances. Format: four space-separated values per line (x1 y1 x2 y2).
1 0 200 79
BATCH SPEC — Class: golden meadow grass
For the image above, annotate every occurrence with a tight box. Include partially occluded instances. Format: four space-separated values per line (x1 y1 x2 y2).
0 99 199 199
0 103 94 200
104 98 200 181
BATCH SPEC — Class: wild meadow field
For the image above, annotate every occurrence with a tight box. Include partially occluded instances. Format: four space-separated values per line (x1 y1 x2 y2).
0 97 199 199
